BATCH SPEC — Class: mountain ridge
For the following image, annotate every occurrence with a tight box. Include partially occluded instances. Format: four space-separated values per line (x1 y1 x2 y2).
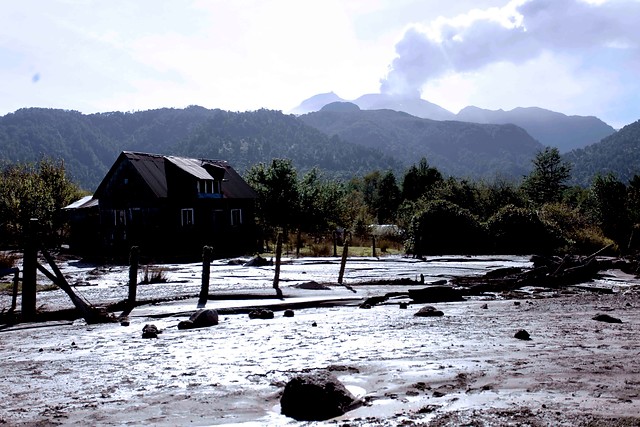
292 93 616 152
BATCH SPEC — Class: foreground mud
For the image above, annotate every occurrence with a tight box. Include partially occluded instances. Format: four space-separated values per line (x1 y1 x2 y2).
1 256 639 426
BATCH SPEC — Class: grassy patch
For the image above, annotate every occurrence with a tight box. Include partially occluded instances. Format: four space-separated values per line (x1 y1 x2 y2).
139 265 168 284
0 282 58 294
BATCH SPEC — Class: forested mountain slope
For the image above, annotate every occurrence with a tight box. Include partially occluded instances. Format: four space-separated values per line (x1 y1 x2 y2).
564 119 640 186
299 104 545 181
457 106 616 153
0 107 400 191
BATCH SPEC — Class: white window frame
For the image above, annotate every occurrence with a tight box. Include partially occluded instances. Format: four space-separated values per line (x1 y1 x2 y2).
114 209 126 226
197 179 220 194
230 208 242 226
181 208 194 226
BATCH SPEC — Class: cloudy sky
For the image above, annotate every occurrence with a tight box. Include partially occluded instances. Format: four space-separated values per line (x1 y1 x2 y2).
1 0 638 128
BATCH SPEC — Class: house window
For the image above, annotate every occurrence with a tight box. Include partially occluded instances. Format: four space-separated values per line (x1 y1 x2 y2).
181 208 194 226
230 209 242 226
197 179 220 194
114 210 126 226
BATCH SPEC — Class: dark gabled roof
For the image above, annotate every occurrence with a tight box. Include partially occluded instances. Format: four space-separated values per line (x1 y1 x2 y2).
94 151 257 199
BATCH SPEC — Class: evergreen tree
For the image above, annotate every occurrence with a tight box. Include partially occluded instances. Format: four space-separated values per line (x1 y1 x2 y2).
522 147 572 206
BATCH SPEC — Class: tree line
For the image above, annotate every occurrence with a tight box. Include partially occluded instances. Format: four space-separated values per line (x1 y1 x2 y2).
2 148 640 257
245 148 640 257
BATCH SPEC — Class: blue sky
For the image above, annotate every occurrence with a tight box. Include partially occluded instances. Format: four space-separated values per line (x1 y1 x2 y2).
1 0 638 128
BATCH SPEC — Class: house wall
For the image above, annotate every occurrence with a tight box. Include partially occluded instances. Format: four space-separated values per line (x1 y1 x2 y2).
95 158 257 260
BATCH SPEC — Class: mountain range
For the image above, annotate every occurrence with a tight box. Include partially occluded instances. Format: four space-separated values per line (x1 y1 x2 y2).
0 97 638 192
291 92 616 153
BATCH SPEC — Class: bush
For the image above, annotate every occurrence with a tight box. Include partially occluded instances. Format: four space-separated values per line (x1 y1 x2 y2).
309 242 332 257
407 200 488 256
140 265 168 284
486 205 566 255
0 252 18 270
539 203 617 255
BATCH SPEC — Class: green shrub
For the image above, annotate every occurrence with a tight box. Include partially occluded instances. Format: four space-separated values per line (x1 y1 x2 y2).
407 200 488 256
539 203 617 255
486 205 566 255
309 242 332 256
0 252 18 270
140 265 168 284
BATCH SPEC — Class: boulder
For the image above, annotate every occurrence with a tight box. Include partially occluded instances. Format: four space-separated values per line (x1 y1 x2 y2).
243 255 272 267
295 281 331 290
142 324 160 339
178 309 219 330
514 329 531 340
283 309 295 318
592 313 622 323
408 285 464 303
280 371 362 421
249 308 275 319
414 305 444 317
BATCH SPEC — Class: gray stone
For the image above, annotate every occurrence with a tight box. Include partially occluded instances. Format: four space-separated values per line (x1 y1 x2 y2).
414 305 444 317
178 309 219 330
592 313 622 323
280 371 362 421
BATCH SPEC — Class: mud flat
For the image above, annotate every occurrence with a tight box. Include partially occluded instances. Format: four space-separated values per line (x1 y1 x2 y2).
1 255 639 426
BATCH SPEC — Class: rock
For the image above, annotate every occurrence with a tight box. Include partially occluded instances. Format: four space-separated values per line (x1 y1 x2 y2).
142 324 160 339
280 371 362 421
295 281 331 290
283 309 295 317
592 313 622 323
362 296 388 306
359 303 372 309
243 255 272 267
514 329 531 340
408 285 464 303
481 303 488 309
248 308 274 319
312 321 317 327
514 301 521 306
414 305 444 317
178 309 219 330
399 302 408 309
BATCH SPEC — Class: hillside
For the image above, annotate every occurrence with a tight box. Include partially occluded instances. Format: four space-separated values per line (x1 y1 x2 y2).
564 119 640 186
457 106 616 153
0 107 401 191
299 104 545 181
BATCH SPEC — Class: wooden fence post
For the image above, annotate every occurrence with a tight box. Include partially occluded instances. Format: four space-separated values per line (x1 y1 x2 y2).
372 235 377 258
10 268 19 312
338 231 350 284
333 230 338 257
273 230 283 297
21 218 39 321
127 246 139 310
198 246 213 307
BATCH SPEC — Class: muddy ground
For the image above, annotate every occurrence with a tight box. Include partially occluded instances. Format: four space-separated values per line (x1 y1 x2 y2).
0 255 639 426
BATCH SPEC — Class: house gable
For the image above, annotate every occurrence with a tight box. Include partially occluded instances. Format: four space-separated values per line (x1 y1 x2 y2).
81 151 258 259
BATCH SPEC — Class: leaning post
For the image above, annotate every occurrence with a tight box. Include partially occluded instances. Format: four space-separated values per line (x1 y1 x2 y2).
337 231 350 284
198 246 213 307
21 218 39 321
127 246 139 310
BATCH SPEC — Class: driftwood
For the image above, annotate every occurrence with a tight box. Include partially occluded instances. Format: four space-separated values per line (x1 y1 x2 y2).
452 250 617 295
39 249 116 324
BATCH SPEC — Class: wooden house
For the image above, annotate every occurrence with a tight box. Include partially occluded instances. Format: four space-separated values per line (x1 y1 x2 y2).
65 151 258 259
